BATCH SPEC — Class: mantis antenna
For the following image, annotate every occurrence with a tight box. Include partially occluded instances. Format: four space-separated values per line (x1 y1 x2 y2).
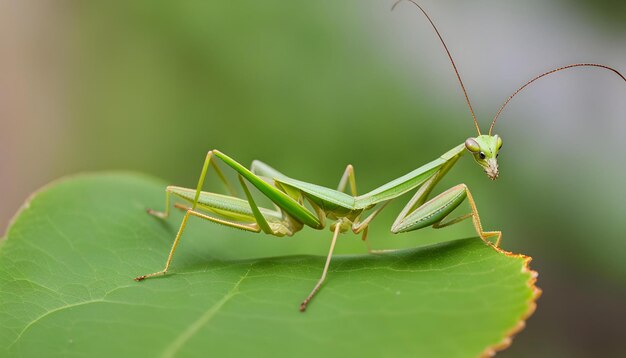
393 0 482 135
489 63 626 135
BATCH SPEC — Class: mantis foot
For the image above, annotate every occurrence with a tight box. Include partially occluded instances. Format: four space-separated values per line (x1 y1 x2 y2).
134 270 166 281
146 209 167 219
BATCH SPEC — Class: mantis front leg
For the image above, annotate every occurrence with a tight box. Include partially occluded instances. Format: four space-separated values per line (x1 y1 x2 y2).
391 183 502 247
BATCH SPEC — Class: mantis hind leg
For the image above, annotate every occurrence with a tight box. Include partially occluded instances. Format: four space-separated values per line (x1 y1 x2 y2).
137 177 303 281
148 151 237 219
391 184 502 247
135 207 262 281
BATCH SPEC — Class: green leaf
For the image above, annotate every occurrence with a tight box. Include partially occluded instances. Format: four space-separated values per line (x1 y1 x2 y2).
0 173 539 358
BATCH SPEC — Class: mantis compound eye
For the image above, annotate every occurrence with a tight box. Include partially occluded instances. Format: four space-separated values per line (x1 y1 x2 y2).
465 138 480 153
495 135 503 150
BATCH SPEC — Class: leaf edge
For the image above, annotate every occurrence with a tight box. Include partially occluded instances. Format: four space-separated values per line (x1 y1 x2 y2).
480 246 542 357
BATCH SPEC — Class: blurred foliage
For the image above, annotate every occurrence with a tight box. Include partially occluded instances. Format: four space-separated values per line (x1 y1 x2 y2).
70 0 443 181
571 0 626 32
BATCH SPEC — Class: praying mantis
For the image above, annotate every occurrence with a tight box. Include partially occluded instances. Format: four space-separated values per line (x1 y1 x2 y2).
134 0 626 312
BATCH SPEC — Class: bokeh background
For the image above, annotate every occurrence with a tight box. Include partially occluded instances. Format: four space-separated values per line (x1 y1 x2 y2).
1 0 625 356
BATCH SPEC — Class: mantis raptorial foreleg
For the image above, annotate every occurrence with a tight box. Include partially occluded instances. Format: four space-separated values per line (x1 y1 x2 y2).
432 213 473 228
353 160 455 253
391 183 502 247
460 186 502 247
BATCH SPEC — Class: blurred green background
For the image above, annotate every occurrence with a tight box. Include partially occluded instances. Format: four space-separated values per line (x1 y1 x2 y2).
1 0 625 356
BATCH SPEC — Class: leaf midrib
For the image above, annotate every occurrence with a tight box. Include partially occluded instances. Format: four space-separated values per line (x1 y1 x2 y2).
161 266 252 358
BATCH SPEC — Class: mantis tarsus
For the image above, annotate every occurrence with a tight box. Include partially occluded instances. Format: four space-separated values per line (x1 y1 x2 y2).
135 0 626 312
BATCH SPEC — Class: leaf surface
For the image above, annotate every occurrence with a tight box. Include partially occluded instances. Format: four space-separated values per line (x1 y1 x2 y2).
0 173 539 357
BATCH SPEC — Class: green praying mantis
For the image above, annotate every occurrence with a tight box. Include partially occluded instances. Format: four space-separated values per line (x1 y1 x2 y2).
134 0 626 312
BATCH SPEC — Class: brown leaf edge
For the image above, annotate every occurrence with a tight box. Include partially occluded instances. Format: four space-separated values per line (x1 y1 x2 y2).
480 245 542 357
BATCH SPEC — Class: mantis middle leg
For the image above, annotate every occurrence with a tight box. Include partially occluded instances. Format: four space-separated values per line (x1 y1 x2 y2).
299 164 359 311
300 222 341 312
335 164 373 242
337 164 357 195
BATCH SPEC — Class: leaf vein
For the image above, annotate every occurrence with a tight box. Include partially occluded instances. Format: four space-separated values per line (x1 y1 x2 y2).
160 267 252 358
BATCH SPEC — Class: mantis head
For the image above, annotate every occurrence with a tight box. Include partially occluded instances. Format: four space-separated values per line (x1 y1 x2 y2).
465 135 503 180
